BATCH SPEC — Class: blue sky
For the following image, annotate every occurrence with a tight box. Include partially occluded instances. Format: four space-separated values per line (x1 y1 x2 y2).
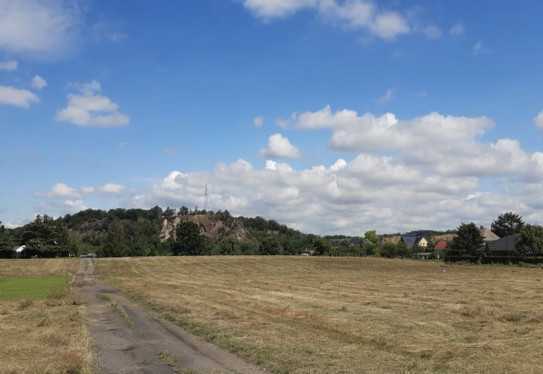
1 0 543 234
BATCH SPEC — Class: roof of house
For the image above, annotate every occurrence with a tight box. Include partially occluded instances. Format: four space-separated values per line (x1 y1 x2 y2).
401 236 417 249
14 245 26 253
487 234 520 252
432 233 457 242
401 235 427 249
434 240 448 250
480 227 500 242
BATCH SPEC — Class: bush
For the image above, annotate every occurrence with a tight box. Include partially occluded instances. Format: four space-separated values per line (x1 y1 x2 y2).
380 243 398 258
517 225 543 256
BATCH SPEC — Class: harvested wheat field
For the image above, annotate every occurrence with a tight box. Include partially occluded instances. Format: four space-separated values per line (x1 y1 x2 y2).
97 256 543 374
0 259 91 374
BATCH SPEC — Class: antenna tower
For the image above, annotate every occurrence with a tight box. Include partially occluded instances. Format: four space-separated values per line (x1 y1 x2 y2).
204 184 209 211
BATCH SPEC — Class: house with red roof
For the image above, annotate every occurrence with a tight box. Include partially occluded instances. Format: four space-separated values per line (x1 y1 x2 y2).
434 240 449 260
434 240 448 251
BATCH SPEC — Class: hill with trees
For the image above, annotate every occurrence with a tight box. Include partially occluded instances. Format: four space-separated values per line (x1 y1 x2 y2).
0 207 322 258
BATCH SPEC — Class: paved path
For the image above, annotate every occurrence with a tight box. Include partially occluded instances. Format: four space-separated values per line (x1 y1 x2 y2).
74 258 266 374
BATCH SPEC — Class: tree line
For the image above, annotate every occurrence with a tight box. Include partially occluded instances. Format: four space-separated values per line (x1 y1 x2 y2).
445 213 543 263
2 208 542 262
0 208 320 258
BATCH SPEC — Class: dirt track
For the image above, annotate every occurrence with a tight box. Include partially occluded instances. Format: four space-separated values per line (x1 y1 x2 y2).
74 258 265 374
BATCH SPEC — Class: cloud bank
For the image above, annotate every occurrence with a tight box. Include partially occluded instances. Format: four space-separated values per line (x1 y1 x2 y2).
131 108 543 234
40 106 543 235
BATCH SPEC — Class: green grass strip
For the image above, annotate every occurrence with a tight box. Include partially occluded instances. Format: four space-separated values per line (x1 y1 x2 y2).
0 276 68 300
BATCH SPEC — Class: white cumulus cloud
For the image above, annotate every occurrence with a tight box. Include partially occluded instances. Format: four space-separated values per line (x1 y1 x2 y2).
0 85 39 108
46 182 125 198
261 133 301 159
31 75 47 90
369 11 410 40
99 183 125 194
244 0 317 18
0 0 81 55
47 183 80 198
286 105 543 182
56 80 130 128
242 0 416 41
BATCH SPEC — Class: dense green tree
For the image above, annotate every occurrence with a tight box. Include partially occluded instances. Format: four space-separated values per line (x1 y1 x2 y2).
380 242 398 258
173 221 205 256
361 231 378 255
164 207 177 218
491 212 524 238
0 221 16 257
396 240 410 258
15 216 71 257
102 219 130 257
517 225 543 256
451 223 484 256
364 231 378 243
260 236 282 255
312 238 331 256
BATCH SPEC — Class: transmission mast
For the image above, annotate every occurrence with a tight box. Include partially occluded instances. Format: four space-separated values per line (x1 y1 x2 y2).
204 184 209 211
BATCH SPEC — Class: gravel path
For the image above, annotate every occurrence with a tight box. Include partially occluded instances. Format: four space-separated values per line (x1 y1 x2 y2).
74 258 265 374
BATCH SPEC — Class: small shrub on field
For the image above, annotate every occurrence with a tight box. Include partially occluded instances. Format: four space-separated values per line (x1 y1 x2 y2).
499 312 527 323
42 333 68 347
458 306 483 318
370 335 390 350
18 299 33 310
69 310 81 322
37 317 51 327
418 350 433 360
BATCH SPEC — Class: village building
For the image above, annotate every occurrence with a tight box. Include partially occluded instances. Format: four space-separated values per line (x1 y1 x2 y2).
13 245 26 258
434 240 448 251
401 234 429 250
486 234 520 255
480 226 500 242
434 240 448 260
401 233 433 259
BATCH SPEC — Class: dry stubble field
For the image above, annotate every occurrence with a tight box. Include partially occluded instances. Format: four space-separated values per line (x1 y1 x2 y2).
0 259 91 374
97 256 543 374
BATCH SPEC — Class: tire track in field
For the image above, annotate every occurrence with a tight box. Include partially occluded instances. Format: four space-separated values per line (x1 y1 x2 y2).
75 258 266 374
